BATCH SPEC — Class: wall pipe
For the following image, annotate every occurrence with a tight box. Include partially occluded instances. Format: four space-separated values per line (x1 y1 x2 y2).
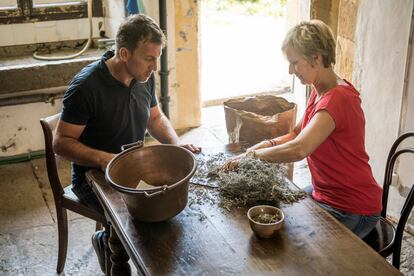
159 0 170 118
0 86 67 107
33 0 93 61
0 150 45 166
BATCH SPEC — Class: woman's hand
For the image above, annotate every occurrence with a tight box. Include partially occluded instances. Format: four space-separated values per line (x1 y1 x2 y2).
222 153 246 172
222 150 257 171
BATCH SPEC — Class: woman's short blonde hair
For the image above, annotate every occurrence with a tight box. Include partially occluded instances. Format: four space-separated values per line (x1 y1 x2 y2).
282 19 336 68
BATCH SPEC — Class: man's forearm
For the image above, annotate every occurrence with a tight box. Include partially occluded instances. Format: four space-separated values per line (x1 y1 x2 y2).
53 136 115 170
147 114 180 144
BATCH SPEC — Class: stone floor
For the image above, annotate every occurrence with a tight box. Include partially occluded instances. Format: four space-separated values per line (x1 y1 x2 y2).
0 106 413 275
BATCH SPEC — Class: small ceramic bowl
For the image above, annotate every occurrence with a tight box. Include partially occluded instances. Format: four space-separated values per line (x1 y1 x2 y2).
247 205 284 238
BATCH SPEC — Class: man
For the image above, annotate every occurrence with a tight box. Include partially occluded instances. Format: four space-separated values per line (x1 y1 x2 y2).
53 14 200 272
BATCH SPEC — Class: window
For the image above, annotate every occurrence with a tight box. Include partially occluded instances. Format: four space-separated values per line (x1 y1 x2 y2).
0 0 103 24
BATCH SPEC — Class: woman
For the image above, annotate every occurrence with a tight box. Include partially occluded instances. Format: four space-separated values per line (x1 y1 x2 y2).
225 20 382 239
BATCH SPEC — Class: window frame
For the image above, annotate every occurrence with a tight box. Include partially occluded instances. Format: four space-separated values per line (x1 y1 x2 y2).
0 0 103 24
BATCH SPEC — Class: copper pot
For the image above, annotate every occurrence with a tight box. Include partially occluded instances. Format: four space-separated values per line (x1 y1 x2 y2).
105 142 196 222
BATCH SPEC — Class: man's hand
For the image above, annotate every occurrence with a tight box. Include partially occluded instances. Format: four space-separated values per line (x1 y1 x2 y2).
99 152 117 172
181 144 201 154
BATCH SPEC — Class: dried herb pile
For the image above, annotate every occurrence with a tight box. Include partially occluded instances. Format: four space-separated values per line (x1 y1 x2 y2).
191 153 306 209
251 213 282 224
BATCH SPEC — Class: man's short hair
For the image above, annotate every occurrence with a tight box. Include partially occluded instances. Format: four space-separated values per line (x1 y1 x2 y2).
282 19 336 68
115 14 166 56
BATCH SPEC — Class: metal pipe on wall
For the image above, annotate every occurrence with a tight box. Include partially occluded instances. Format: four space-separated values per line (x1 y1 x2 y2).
159 0 170 118
0 86 66 107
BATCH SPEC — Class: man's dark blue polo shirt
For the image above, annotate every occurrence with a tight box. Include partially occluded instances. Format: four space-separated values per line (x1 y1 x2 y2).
61 50 157 188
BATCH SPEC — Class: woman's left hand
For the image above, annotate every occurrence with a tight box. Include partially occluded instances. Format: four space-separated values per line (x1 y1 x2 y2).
222 153 244 171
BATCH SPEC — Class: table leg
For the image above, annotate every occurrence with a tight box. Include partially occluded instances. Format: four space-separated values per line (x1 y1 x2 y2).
108 225 131 276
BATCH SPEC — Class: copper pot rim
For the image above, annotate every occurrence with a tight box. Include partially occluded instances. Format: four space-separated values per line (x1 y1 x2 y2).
105 144 197 195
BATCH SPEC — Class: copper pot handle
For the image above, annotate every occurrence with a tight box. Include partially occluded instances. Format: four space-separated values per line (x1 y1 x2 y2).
144 185 168 198
121 140 144 151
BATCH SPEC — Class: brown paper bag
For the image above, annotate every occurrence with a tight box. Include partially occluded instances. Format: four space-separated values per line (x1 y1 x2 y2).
224 95 297 146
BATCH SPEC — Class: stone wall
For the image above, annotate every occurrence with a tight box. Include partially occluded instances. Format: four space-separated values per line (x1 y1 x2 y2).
335 0 359 81
311 0 339 37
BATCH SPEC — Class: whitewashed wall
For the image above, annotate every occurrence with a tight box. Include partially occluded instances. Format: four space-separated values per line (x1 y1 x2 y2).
0 101 61 157
353 0 414 228
0 18 102 47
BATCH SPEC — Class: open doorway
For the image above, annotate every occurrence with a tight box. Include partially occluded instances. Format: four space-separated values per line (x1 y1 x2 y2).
200 0 290 106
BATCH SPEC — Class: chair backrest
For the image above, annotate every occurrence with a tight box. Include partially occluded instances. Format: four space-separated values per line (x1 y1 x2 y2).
40 113 64 201
380 131 414 268
381 131 414 218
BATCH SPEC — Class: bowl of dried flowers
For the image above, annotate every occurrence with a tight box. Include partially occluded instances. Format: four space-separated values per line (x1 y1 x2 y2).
247 205 284 238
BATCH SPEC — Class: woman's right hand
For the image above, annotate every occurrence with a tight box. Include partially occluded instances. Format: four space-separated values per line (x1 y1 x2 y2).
247 140 273 152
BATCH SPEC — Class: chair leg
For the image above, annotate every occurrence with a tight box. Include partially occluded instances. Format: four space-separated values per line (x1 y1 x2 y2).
392 248 401 269
104 224 112 275
56 207 68 274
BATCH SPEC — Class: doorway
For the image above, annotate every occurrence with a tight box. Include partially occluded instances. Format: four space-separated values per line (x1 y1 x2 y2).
200 0 290 106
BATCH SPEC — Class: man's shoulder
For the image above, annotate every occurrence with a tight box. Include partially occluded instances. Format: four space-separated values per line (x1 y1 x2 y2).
68 50 113 91
69 60 102 89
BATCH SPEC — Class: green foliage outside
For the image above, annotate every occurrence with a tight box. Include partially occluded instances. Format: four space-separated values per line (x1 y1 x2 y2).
203 0 287 18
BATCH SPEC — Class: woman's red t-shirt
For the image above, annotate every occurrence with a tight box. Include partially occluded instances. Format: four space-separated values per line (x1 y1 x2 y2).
302 81 382 215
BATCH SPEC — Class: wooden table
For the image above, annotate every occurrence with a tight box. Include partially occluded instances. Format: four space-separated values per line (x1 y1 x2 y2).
86 144 401 276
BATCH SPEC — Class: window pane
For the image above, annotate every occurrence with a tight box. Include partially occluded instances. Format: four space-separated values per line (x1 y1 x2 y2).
32 0 83 7
0 0 18 9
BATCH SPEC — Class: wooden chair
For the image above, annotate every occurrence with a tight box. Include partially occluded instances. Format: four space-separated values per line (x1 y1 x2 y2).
364 131 414 269
40 113 106 274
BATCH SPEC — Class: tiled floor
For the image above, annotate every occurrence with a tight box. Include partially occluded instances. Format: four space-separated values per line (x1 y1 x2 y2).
0 106 413 275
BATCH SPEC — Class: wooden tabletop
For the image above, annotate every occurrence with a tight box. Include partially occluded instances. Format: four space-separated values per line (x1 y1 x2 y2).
86 144 401 276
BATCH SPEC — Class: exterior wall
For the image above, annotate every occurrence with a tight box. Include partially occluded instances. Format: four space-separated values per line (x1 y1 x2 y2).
353 0 413 229
310 0 359 82
335 0 359 81
311 0 339 37
171 0 201 129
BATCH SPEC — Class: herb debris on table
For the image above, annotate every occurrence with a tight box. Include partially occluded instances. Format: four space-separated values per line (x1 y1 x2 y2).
190 153 307 211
